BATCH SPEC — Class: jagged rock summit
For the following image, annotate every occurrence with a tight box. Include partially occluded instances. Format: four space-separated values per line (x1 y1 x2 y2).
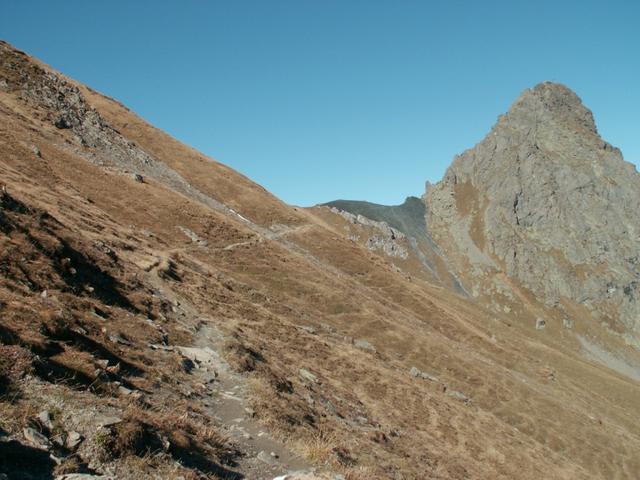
427 81 640 342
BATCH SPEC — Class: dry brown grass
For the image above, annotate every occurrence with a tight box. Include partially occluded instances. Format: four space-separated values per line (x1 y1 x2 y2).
291 428 339 465
0 397 39 434
120 402 230 458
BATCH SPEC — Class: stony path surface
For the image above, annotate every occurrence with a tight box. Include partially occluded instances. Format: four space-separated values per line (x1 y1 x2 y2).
145 268 311 479
190 323 310 479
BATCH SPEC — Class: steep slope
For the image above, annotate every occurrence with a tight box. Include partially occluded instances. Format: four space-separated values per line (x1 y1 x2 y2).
2 41 640 480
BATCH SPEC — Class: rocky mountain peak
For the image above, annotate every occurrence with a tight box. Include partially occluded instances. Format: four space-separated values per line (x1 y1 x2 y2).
502 81 597 134
427 82 640 341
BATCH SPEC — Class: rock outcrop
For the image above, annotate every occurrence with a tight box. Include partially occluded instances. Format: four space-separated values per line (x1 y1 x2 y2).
427 82 640 339
329 207 409 258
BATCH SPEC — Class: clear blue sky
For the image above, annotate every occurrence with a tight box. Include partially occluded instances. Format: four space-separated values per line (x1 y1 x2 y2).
2 1 638 206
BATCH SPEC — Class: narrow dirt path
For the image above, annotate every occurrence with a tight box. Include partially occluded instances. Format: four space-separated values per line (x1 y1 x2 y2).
144 268 311 479
189 323 310 479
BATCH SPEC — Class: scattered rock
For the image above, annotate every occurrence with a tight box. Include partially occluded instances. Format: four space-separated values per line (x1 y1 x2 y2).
97 416 122 427
107 332 132 346
30 144 42 158
330 208 409 259
65 431 83 449
37 410 54 430
354 338 376 352
446 390 471 403
535 318 546 330
23 427 52 450
95 359 109 369
295 325 316 334
117 385 134 396
409 367 438 382
299 368 319 383
258 450 279 465
178 346 217 365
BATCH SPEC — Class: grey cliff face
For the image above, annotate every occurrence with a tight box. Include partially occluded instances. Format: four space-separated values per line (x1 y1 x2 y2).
427 82 640 336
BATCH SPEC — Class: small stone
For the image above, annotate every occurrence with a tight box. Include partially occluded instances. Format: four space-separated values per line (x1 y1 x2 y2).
295 325 316 334
354 338 376 352
244 407 256 418
37 410 54 430
23 427 52 450
118 386 133 396
409 367 438 382
66 431 83 449
257 450 278 465
107 333 131 345
160 435 171 451
563 318 574 329
133 173 144 183
30 145 42 158
299 368 318 383
447 390 471 403
98 416 122 427
40 289 48 298
95 359 109 369
535 318 546 330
